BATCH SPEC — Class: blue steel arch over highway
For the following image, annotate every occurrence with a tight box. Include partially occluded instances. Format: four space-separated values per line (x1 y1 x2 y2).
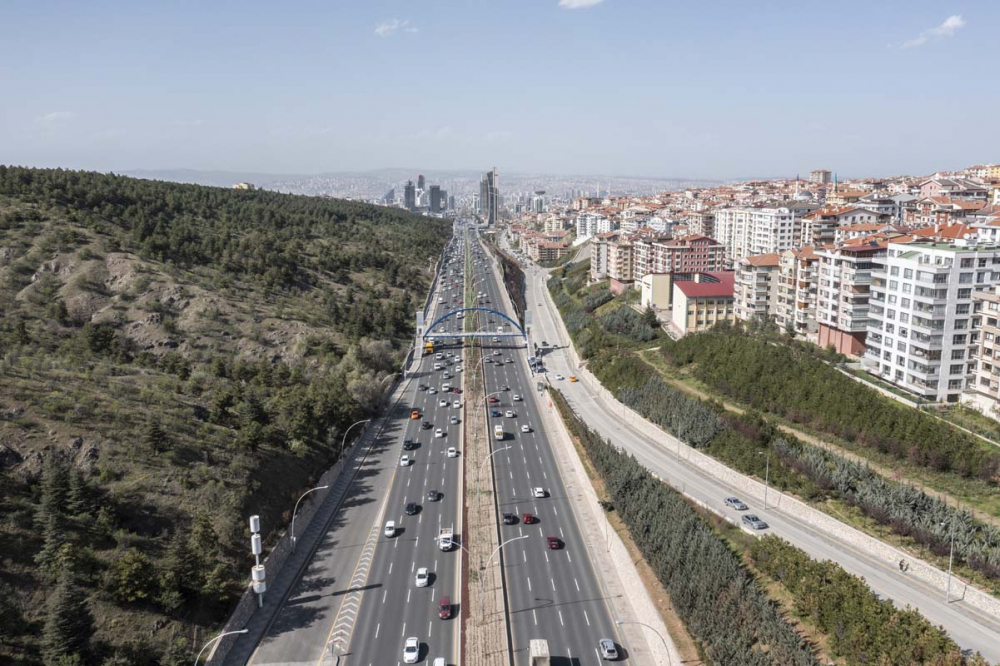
423 307 526 339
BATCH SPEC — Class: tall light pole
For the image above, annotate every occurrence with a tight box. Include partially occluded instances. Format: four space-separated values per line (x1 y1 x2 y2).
758 450 771 510
485 534 530 569
291 485 329 552
477 445 512 494
942 518 957 602
194 628 248 666
341 419 370 459
616 619 673 666
480 534 530 614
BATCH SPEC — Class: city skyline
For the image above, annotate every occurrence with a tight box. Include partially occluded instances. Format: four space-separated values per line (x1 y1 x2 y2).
2 1 997 179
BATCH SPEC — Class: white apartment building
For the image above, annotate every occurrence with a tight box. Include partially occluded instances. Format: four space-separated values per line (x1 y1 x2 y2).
575 212 611 240
864 241 1000 403
815 240 886 356
714 202 818 263
734 253 781 322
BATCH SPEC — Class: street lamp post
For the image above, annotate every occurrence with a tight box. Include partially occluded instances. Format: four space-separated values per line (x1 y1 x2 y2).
615 620 673 666
758 450 771 510
477 445 512 495
194 629 248 666
340 419 371 459
291 485 329 552
480 534 529 614
942 518 957 602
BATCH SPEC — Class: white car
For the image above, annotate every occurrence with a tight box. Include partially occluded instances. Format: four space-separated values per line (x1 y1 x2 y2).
439 399 448 408
428 388 438 395
442 372 451 379
450 415 459 425
453 400 461 408
400 455 411 467
403 637 419 663
415 567 430 587
435 428 445 438
505 410 515 418
435 353 444 360
447 447 458 458
555 374 565 380
521 424 531 433
532 487 546 498
513 394 522 401
384 521 396 537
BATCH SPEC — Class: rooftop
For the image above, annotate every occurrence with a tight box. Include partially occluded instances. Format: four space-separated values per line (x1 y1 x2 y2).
675 271 735 298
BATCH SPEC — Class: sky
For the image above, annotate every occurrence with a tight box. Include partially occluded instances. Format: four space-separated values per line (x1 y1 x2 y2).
1 0 997 180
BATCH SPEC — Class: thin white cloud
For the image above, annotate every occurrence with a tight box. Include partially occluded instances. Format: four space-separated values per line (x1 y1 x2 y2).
902 14 965 48
35 111 76 129
375 19 418 38
559 0 603 8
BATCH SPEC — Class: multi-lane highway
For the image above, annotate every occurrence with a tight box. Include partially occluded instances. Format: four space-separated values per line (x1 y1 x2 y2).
245 226 467 666
468 231 627 665
503 232 1000 664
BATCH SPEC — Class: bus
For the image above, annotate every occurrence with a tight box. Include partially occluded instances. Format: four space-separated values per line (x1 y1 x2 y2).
493 425 504 440
424 341 435 356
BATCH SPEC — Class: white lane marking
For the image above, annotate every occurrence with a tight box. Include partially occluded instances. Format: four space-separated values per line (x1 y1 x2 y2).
401 622 406 638
375 622 380 638
584 610 591 626
559 527 564 538
428 621 433 638
389 563 393 575
382 590 387 604
527 577 532 591
567 552 572 563
532 609 538 626
550 578 556 591
544 551 549 563
575 578 580 592
558 610 564 627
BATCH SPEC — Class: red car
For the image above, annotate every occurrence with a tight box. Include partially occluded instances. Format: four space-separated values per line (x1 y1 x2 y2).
488 396 499 404
439 595 452 619
546 536 562 550
522 513 535 525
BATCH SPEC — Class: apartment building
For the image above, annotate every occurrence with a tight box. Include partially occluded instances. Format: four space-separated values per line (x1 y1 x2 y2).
531 241 571 262
607 235 634 294
687 211 716 239
801 206 881 247
815 240 887 356
919 177 990 201
775 247 819 337
651 235 725 274
734 253 781 323
964 284 1000 417
714 202 818 263
591 232 725 288
864 241 1000 403
671 272 736 336
590 232 613 280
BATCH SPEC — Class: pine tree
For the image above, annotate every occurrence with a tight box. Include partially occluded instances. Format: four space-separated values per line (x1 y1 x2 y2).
142 418 167 453
65 468 92 517
42 570 93 664
35 455 70 528
35 513 67 580
0 580 26 642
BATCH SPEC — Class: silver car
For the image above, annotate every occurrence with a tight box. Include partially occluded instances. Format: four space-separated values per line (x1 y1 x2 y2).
725 497 748 511
598 638 618 660
742 514 769 530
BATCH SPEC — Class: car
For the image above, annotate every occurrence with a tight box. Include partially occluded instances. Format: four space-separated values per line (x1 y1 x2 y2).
491 409 501 418
532 487 546 498
501 385 510 391
435 353 444 360
447 447 458 457
502 513 518 525
428 387 438 394
452 400 461 409
433 658 446 666
450 415 459 425
542 341 548 346
438 596 452 619
488 396 499 403
522 512 534 524
418 384 428 391
427 489 440 502
437 427 448 438
505 410 515 418
403 439 416 450
725 497 749 511
505 359 512 364
384 521 396 537
521 424 531 433
415 567 430 587
439 399 448 408
410 410 421 420
598 638 619 660
403 637 419 663
493 350 501 356
491 337 499 343
442 372 451 379
742 514 769 530
494 359 503 365
442 383 451 391
400 456 411 467
484 358 492 364
547 536 562 550
555 374 565 380
452 387 463 394
569 376 579 383
513 394 522 401
422 421 432 430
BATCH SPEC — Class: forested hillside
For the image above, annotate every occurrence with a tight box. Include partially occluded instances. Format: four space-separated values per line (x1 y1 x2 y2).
0 167 450 665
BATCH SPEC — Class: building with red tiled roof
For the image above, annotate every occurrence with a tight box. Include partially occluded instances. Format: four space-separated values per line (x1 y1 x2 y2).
670 271 736 336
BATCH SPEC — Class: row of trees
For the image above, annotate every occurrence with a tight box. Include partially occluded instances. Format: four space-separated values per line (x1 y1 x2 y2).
663 324 1000 481
750 536 984 664
552 390 820 665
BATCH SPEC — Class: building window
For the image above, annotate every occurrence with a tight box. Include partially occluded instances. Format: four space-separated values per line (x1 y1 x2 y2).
891 266 900 276
901 298 911 308
957 303 971 314
889 280 899 290
960 273 973 284
952 350 965 360
961 258 975 268
902 283 912 294
950 364 964 375
958 288 973 299
953 334 968 345
899 313 909 323
955 319 968 330
904 268 913 279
